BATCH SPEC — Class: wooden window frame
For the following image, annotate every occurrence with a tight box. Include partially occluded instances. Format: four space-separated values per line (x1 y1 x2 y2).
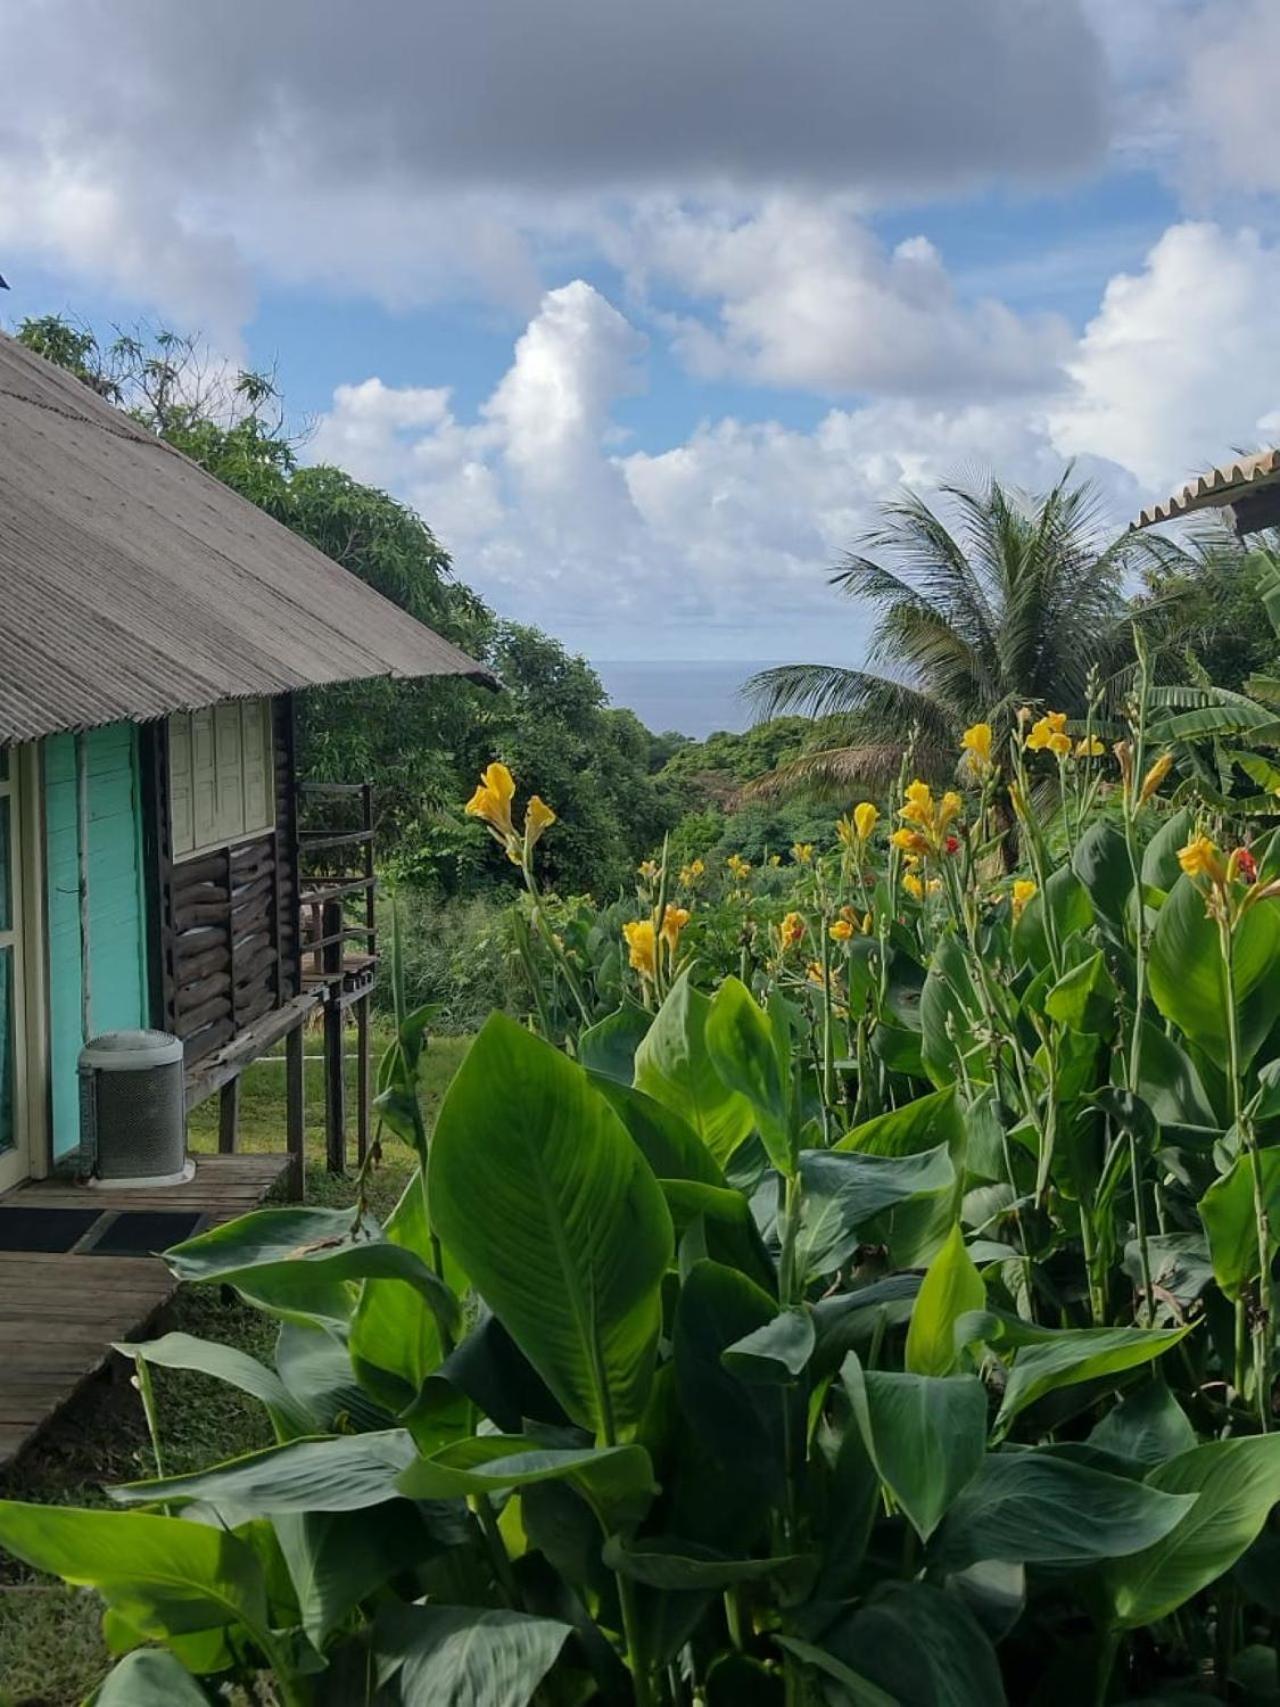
168 698 276 864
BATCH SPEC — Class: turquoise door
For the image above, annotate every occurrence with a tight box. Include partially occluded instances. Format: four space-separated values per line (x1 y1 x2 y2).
0 747 28 1191
44 725 150 1160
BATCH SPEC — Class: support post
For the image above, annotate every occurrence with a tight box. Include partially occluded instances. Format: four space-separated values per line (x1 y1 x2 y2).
218 1077 240 1154
285 1022 305 1200
324 995 346 1174
356 993 371 1166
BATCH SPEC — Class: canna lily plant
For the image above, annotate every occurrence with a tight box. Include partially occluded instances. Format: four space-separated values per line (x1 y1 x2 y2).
12 685 1280 1706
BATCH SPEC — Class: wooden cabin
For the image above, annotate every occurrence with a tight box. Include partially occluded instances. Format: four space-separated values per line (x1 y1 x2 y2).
0 330 492 1198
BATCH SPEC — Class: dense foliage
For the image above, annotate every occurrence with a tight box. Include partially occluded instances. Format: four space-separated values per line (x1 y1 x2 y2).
11 584 1280 1703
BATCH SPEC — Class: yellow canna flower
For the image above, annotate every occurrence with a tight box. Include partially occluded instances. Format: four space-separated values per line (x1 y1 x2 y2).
726 853 752 881
524 795 556 849
637 859 659 882
937 790 963 831
900 780 935 827
1076 735 1105 758
622 919 657 979
961 722 994 773
903 871 925 901
853 801 880 841
1025 711 1068 752
769 853 782 867
678 858 706 887
1177 834 1226 885
780 910 806 949
1139 751 1174 806
792 842 814 865
465 761 517 839
1011 878 1037 920
891 826 929 857
661 904 690 954
1048 731 1073 758
805 960 826 985
829 918 855 942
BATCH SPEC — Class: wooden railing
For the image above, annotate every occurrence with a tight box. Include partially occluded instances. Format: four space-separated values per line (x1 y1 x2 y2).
296 781 378 1172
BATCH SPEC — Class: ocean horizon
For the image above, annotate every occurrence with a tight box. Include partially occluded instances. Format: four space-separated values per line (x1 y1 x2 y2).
594 659 786 741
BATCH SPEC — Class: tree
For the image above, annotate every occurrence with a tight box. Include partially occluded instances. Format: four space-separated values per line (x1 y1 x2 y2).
1135 521 1280 694
747 470 1156 793
452 623 684 896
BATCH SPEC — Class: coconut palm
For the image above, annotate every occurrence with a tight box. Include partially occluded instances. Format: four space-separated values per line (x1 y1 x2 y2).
747 469 1165 796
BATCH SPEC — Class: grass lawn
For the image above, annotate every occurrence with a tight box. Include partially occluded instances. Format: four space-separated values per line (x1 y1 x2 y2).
0 1026 471 1707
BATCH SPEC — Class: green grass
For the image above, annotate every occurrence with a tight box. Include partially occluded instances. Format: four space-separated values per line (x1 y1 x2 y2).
0 1028 471 1707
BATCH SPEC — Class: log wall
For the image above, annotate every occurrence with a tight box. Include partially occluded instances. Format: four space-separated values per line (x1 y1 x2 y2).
141 694 302 1066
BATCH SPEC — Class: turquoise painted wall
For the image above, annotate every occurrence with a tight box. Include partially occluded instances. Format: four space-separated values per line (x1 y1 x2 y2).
44 724 149 1158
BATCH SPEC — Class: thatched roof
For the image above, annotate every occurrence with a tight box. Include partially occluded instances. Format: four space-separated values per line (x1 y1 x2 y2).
0 332 494 743
1130 448 1280 532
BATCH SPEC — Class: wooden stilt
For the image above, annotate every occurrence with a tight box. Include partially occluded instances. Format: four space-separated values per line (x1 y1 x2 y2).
285 1022 305 1200
356 994 371 1166
324 996 346 1174
217 1077 240 1154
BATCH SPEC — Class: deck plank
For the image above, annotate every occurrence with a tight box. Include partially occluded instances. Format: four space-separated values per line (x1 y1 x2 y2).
0 1153 293 1468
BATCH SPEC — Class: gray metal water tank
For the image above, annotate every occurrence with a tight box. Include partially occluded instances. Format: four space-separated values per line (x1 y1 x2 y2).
78 1029 192 1187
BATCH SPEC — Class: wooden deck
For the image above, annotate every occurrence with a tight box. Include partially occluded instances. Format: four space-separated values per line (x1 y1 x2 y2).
0 1153 292 1468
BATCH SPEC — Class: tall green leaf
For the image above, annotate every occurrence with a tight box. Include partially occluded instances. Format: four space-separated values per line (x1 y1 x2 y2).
633 972 756 1165
809 1582 1006 1706
795 1145 954 1282
111 1431 418 1514
349 1171 458 1416
704 976 791 1173
165 1205 460 1340
112 1332 314 1440
906 1224 986 1378
373 1602 572 1707
993 1324 1190 1436
94 1650 213 1705
841 1355 987 1541
0 1501 268 1643
1107 1436 1280 1627
933 1452 1194 1572
1149 874 1280 1068
1199 1148 1280 1299
428 1013 672 1438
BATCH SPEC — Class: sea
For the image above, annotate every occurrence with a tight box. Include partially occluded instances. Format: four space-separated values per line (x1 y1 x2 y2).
594 659 784 741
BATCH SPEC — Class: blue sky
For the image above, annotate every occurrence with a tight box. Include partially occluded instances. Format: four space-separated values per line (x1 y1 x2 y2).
3 0 1279 663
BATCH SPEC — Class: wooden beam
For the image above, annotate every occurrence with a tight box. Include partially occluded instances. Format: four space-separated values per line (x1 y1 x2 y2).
183 990 318 1110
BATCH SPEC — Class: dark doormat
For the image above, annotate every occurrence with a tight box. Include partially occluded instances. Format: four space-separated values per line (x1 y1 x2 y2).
0 1206 103 1252
85 1210 205 1257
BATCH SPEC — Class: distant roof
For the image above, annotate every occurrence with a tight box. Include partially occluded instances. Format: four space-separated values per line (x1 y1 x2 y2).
1130 448 1280 532
0 332 494 743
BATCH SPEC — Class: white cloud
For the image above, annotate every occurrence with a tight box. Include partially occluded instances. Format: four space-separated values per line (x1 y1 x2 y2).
309 216 1280 659
305 279 1133 659
1050 222 1280 488
617 199 1071 397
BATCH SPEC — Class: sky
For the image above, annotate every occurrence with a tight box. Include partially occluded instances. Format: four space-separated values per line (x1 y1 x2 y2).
3 0 1280 663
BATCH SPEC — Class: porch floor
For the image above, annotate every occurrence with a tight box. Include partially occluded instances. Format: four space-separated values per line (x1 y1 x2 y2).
0 1153 292 1468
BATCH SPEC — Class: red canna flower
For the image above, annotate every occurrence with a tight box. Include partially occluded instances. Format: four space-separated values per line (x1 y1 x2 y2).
1235 847 1258 884
945 835 960 855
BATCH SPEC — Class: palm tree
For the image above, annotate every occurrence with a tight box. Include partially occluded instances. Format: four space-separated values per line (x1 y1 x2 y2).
746 469 1161 796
